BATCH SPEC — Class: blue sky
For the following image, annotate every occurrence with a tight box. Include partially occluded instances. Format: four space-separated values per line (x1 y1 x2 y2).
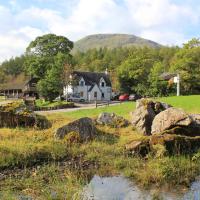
0 0 199 62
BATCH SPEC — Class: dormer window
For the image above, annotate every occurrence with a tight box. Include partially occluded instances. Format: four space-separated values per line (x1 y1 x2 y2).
80 81 84 86
101 82 105 87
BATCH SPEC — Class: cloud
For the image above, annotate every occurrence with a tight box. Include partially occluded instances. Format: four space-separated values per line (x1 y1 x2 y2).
0 0 200 62
140 29 188 46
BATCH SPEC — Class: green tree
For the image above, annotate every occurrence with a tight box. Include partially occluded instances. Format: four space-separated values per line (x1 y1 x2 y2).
117 48 157 94
0 55 25 76
148 62 169 96
25 34 73 101
170 38 200 94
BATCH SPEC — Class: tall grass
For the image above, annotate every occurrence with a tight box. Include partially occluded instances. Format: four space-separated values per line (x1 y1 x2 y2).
1 95 200 199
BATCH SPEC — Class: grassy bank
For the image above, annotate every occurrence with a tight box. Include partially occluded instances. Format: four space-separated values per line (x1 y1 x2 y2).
0 96 200 199
35 99 73 108
157 95 200 113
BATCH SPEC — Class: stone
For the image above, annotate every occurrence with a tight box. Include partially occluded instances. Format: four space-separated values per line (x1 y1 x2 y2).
131 103 156 135
55 117 97 141
0 102 51 129
125 141 142 151
132 98 172 135
135 98 171 112
125 140 150 156
96 112 129 128
135 98 154 109
151 108 193 135
150 134 200 154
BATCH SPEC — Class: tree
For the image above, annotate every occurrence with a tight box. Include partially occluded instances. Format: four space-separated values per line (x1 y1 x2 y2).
0 55 25 76
24 34 73 101
148 62 169 96
170 38 200 94
117 48 156 95
26 34 73 57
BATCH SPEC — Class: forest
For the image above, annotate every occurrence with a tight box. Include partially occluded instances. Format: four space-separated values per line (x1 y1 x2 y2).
0 37 200 98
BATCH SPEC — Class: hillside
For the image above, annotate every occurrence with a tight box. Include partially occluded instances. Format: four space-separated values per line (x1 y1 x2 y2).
73 34 161 52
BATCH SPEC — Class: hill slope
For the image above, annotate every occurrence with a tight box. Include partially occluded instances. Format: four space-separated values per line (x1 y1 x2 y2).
73 34 161 52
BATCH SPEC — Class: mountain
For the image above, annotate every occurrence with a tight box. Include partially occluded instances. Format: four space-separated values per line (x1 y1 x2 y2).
73 34 161 52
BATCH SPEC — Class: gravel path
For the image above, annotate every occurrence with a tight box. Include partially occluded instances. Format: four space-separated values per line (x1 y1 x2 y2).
35 101 121 115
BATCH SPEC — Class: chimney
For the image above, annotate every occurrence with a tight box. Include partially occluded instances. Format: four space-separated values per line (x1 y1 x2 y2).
105 68 108 75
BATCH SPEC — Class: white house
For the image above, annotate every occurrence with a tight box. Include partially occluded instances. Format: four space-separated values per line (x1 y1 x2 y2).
63 71 112 101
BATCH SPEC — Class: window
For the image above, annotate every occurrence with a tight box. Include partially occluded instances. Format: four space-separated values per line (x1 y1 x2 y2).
80 81 84 86
101 82 105 87
80 91 84 97
94 92 97 98
102 93 104 98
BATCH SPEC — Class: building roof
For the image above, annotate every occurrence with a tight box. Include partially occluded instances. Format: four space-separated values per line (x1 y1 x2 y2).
0 74 36 91
159 72 177 81
73 71 112 87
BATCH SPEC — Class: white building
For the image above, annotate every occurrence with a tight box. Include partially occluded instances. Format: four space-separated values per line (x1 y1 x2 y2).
63 71 112 102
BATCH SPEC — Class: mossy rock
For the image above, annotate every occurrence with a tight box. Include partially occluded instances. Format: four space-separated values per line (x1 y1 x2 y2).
62 131 81 144
0 102 51 129
35 115 52 129
125 138 150 157
150 134 200 155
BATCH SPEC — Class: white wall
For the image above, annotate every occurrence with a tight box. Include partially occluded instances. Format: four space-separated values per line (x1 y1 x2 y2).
99 78 111 101
63 77 112 101
88 84 102 101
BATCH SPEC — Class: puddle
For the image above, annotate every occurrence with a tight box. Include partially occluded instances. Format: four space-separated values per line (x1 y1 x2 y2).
82 175 200 200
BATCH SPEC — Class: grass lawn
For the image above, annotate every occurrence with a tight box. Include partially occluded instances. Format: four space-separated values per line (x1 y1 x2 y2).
61 102 136 120
35 99 73 108
0 96 6 102
0 95 200 199
157 95 200 113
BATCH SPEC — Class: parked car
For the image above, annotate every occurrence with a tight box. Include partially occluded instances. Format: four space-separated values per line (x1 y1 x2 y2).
111 93 120 101
129 94 142 101
67 94 85 102
119 94 129 101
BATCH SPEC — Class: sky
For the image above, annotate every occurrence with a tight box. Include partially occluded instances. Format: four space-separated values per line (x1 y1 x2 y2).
0 0 200 62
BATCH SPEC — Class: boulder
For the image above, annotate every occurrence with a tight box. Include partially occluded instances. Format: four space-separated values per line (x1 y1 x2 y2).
55 117 97 141
131 103 156 135
132 98 172 135
135 98 171 112
151 108 193 135
0 102 51 129
150 134 200 154
96 112 129 128
125 140 150 156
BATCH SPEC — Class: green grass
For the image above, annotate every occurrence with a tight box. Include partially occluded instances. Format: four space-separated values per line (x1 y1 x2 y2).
0 96 6 102
35 99 72 108
157 95 200 113
63 102 135 120
1 95 200 199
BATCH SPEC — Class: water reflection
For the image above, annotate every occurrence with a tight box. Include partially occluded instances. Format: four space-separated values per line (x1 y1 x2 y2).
82 175 200 200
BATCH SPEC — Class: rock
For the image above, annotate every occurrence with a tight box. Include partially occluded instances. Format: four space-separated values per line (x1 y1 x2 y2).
151 108 193 135
96 112 129 128
135 98 171 112
154 101 172 114
125 141 142 150
0 102 51 129
35 115 52 129
150 134 200 154
190 114 200 126
55 117 97 141
125 140 150 156
135 98 154 109
131 103 156 135
132 98 172 135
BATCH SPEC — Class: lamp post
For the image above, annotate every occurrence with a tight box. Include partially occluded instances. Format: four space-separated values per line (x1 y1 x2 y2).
174 73 180 96
177 73 180 96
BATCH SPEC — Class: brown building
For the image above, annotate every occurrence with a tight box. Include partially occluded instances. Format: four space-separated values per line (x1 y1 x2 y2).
0 74 38 99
